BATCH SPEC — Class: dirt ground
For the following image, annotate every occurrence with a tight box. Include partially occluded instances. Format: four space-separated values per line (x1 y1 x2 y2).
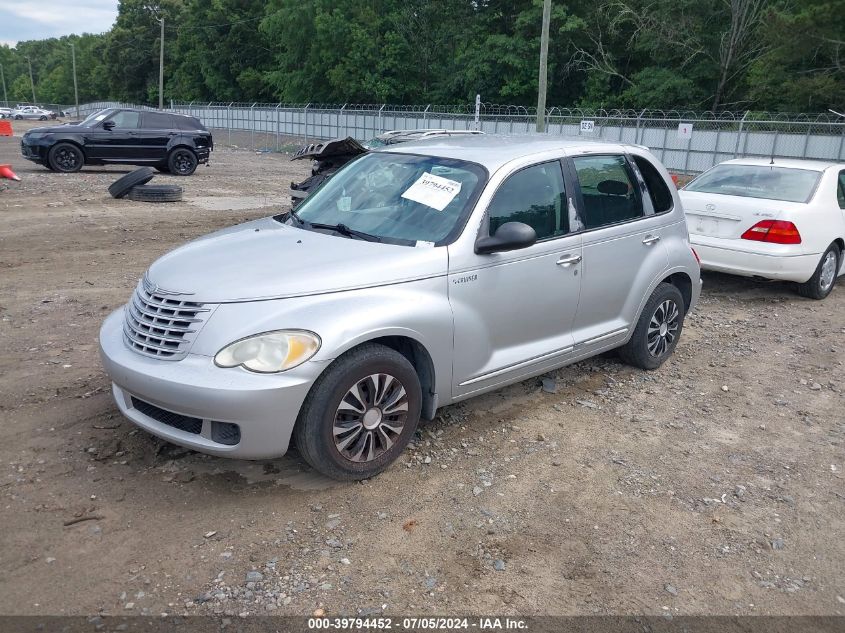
1 119 843 618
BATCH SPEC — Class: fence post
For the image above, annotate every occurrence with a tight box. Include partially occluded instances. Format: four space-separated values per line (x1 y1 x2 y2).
304 103 310 143
227 102 233 146
734 111 749 158
801 122 813 159
635 108 646 144
423 104 430 126
250 103 256 150
378 104 385 134
339 103 346 138
275 103 281 150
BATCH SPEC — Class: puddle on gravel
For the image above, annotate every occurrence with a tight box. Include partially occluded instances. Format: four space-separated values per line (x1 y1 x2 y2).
187 196 285 211
175 454 340 491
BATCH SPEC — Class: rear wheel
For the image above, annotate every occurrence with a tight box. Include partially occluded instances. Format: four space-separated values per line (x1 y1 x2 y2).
619 283 685 370
47 142 84 173
797 244 840 300
39 115 47 121
167 148 198 176
294 344 422 481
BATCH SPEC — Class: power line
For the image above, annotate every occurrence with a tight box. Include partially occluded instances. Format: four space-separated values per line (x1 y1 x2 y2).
165 16 263 31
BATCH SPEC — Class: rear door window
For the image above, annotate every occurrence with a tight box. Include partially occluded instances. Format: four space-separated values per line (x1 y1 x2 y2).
572 155 643 229
632 155 673 214
487 161 568 240
141 112 175 130
837 170 845 210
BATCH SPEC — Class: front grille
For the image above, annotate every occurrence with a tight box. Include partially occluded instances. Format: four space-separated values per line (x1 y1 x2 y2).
131 397 203 435
123 278 209 360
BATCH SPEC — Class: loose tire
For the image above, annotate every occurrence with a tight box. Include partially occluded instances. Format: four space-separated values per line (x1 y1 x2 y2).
796 244 840 300
154 165 171 174
167 148 198 176
127 184 183 203
619 282 686 370
47 142 84 173
294 344 422 481
108 167 155 198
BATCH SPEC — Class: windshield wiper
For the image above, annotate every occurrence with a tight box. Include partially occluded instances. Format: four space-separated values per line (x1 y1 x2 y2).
306 221 383 242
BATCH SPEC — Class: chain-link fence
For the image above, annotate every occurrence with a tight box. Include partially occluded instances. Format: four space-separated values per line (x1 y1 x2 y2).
69 101 845 175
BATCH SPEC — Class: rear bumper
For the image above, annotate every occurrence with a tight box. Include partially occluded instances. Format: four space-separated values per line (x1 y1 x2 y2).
690 236 818 283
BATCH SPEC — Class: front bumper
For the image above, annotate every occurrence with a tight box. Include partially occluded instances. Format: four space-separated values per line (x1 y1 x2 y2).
98 309 324 459
690 235 818 283
20 140 44 162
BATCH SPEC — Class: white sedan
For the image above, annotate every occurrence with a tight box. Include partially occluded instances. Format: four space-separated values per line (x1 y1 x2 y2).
680 158 845 299
12 106 53 120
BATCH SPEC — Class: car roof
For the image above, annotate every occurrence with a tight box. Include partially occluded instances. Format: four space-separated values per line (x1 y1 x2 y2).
719 157 844 172
380 134 637 171
105 107 199 121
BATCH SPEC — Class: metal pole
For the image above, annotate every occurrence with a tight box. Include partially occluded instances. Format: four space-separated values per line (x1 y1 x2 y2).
27 57 37 104
0 64 7 108
158 18 165 110
535 0 552 132
70 43 79 118
734 111 749 158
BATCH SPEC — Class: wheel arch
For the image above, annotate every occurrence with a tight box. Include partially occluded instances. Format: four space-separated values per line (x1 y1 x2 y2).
661 271 693 311
313 331 439 421
50 138 86 157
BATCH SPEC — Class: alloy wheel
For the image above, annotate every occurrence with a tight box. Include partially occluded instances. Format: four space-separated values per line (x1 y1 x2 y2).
172 150 195 174
819 250 837 292
55 147 80 171
332 373 409 463
646 299 679 358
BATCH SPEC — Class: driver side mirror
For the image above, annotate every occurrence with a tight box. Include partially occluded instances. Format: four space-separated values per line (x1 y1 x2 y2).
102 120 115 131
475 221 537 254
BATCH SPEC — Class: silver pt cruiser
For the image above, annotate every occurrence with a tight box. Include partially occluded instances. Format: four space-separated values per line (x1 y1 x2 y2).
99 136 701 480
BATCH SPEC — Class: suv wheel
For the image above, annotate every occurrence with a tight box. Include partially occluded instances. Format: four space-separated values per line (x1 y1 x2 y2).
797 244 840 300
294 344 422 481
48 142 84 173
619 282 685 370
167 148 198 176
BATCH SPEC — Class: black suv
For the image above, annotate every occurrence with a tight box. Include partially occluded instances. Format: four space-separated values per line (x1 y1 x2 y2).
20 108 213 175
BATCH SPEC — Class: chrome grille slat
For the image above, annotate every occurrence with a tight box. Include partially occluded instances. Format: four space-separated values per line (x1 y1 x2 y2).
123 280 209 361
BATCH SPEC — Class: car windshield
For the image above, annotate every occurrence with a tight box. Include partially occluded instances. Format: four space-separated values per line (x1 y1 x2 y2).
78 109 112 127
289 152 487 245
684 164 821 203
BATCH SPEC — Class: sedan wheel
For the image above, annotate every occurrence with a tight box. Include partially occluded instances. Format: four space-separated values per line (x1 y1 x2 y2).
797 244 840 300
294 343 422 480
646 299 680 358
619 282 686 370
333 373 409 463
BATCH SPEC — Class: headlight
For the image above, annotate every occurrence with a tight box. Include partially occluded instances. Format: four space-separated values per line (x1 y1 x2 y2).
214 330 320 373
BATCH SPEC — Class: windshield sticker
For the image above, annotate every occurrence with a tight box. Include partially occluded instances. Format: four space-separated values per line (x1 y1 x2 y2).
416 240 436 248
401 172 462 211
94 114 108 121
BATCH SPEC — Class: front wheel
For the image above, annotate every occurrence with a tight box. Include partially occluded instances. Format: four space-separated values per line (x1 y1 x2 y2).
619 282 686 370
167 148 198 176
293 344 422 481
796 244 840 300
48 142 84 173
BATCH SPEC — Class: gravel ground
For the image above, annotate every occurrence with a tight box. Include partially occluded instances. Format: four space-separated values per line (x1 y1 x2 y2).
0 120 843 618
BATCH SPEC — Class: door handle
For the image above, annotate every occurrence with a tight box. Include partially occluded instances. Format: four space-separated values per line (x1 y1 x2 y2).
642 235 661 245
556 254 582 266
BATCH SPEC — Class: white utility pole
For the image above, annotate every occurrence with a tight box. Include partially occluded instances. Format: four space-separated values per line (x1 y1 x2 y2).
70 42 80 118
158 17 165 110
535 0 552 132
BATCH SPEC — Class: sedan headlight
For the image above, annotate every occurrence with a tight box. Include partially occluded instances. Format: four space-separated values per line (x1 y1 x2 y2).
214 330 320 373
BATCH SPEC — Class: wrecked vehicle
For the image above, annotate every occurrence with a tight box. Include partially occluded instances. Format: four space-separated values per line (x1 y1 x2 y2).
289 129 484 208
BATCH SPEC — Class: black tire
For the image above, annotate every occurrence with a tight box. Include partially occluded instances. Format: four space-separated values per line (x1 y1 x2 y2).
293 344 422 481
108 167 155 199
167 148 198 176
14 115 22 120
127 184 183 203
39 115 47 121
619 282 686 370
47 142 84 173
796 244 840 300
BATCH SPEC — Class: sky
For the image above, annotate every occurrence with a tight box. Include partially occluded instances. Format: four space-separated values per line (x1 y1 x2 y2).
0 0 119 47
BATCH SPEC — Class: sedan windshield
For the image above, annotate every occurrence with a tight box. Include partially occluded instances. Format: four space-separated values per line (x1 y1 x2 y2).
290 152 487 245
684 164 821 203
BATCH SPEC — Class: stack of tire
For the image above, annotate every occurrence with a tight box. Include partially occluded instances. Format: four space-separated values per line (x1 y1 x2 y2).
108 167 183 202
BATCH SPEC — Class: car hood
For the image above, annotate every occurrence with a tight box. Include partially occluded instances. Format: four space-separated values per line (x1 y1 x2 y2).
145 217 448 303
24 123 86 134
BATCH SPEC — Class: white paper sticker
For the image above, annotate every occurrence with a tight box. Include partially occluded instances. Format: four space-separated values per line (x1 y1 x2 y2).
401 172 462 211
677 122 693 139
580 120 595 133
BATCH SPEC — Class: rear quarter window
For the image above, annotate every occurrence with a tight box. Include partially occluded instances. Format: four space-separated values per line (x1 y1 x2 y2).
632 155 673 213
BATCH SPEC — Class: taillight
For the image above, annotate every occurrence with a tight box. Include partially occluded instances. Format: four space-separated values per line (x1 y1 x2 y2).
740 220 801 244
691 247 701 264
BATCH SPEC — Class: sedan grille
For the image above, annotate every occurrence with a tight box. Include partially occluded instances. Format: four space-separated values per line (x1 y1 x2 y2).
123 279 209 360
